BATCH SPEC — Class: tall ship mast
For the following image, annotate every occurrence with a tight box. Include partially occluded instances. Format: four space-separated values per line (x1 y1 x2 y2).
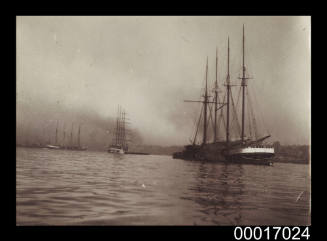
62 122 66 149
173 25 275 165
108 105 129 154
46 120 61 149
64 123 87 151
73 124 87 150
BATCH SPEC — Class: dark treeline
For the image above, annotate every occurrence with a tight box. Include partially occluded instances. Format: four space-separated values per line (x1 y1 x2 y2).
130 142 310 164
109 142 310 163
273 142 310 164
127 145 183 156
16 128 310 164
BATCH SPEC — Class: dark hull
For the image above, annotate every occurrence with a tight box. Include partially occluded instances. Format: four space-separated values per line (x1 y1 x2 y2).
62 146 87 151
225 156 273 165
173 143 274 166
125 152 149 155
44 146 87 151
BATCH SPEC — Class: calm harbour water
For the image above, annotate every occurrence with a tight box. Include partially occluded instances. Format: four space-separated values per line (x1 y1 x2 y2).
16 147 311 226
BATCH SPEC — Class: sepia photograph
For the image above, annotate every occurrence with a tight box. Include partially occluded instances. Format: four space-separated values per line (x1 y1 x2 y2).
16 16 311 226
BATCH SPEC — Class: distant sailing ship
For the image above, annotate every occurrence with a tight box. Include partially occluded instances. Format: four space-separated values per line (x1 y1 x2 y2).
46 120 60 149
46 121 87 151
64 123 87 151
173 25 275 165
108 105 128 154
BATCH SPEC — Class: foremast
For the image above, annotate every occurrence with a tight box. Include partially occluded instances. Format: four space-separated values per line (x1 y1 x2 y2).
214 48 218 143
70 123 74 147
203 57 208 144
55 120 59 145
77 124 81 148
226 37 231 148
241 24 249 144
184 58 212 145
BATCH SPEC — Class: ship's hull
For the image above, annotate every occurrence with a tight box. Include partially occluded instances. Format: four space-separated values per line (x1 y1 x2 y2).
224 156 273 165
65 146 87 151
46 146 87 151
108 147 125 154
125 152 149 155
173 142 226 161
46 145 60 149
173 143 275 166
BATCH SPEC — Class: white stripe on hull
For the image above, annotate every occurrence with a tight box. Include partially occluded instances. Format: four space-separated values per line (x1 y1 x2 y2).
229 147 274 155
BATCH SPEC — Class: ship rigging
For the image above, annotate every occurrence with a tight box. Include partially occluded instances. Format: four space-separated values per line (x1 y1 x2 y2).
108 105 129 154
173 25 275 165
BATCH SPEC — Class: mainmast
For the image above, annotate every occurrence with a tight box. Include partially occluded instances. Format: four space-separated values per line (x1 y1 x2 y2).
241 24 247 143
119 106 122 146
63 123 66 147
55 120 59 145
42 124 47 146
48 125 51 144
203 57 208 145
122 110 126 149
116 105 124 147
78 124 81 147
115 106 119 146
226 37 231 147
214 48 218 143
70 123 74 147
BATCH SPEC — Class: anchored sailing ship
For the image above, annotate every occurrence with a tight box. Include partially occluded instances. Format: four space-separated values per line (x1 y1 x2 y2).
64 123 87 150
46 120 60 149
108 105 128 154
46 121 87 150
173 26 275 165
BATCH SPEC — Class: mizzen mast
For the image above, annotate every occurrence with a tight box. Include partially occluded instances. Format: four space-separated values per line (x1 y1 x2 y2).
115 106 119 146
241 24 248 143
214 48 218 143
203 57 208 144
55 120 59 145
63 123 66 147
70 123 74 147
78 124 81 147
226 37 231 147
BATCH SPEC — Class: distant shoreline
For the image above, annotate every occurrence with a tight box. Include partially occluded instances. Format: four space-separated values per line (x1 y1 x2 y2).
16 144 310 165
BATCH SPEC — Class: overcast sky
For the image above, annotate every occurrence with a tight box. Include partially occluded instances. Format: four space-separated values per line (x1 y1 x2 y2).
16 16 310 146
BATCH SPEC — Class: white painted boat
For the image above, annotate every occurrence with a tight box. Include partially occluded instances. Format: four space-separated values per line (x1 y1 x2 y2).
46 144 60 149
108 145 125 154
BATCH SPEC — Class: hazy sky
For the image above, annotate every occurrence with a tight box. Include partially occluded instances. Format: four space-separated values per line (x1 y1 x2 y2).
16 16 311 146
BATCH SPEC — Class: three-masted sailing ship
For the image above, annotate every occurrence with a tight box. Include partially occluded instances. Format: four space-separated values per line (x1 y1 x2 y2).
108 105 128 154
173 25 275 165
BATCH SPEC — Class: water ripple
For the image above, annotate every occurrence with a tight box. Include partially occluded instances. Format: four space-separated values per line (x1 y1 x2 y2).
16 147 310 225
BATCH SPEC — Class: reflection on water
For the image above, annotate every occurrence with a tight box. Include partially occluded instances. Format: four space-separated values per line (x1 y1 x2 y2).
182 163 245 225
16 147 310 225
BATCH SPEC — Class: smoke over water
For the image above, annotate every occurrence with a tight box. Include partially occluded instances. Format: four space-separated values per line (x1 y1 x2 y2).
17 16 310 147
16 95 143 150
